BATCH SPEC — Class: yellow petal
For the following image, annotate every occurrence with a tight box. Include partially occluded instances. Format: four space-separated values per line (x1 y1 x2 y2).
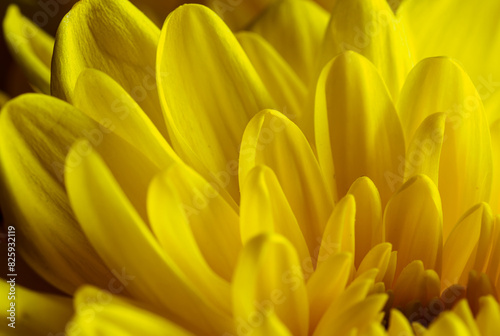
442 203 493 288
466 271 496 316
157 4 274 202
70 286 195 336
318 195 356 265
404 113 446 185
475 296 500 335
452 299 481 336
51 0 168 139
240 109 332 255
490 120 500 214
384 175 443 278
307 252 353 330
240 165 309 264
148 163 240 283
236 31 309 140
347 177 383 266
397 58 493 239
233 234 308 336
0 94 114 294
210 0 272 31
356 243 393 287
315 51 406 204
65 141 233 335
0 282 72 335
398 0 500 122
314 294 387 336
3 5 53 93
147 165 235 315
250 0 329 86
425 312 471 336
73 68 180 170
487 216 500 289
315 273 378 334
320 0 412 99
0 91 10 108
388 309 413 336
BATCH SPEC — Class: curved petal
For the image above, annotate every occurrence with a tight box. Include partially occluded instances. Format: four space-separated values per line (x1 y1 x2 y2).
240 109 332 255
318 195 356 266
307 252 353 331
315 51 405 204
442 203 493 288
476 296 500 335
73 68 180 170
51 0 168 139
240 165 309 264
388 309 413 336
347 177 383 266
490 120 500 214
233 234 308 336
157 4 274 202
3 5 53 94
397 57 493 240
320 0 412 99
70 286 195 336
0 94 115 294
398 0 500 121
250 0 329 86
425 312 471 336
404 113 446 185
236 31 309 140
148 163 240 283
0 282 72 335
383 175 443 278
65 141 233 335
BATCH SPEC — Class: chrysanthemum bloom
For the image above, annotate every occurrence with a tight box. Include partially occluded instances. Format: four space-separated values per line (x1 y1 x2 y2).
1 0 500 335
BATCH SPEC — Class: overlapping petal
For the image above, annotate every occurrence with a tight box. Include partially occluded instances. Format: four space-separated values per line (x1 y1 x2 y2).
3 5 54 94
0 94 115 294
315 51 405 204
157 4 274 202
320 0 412 99
240 109 332 255
51 0 168 139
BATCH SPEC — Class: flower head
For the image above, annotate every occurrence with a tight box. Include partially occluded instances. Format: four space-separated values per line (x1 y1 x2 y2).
1 0 500 335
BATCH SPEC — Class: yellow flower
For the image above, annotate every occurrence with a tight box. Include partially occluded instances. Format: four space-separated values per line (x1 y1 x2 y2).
1 0 500 335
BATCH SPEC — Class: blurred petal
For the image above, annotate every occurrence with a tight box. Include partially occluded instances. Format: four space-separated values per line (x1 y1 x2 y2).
320 0 412 99
65 141 233 335
475 296 500 335
384 175 443 278
240 165 310 264
157 4 274 202
425 312 471 336
240 109 332 255
398 0 500 121
236 31 308 140
452 300 481 336
388 309 413 336
233 234 308 336
491 120 500 214
315 51 405 204
0 282 72 335
70 286 195 336
0 94 114 294
250 0 329 86
51 0 168 139
3 5 53 93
